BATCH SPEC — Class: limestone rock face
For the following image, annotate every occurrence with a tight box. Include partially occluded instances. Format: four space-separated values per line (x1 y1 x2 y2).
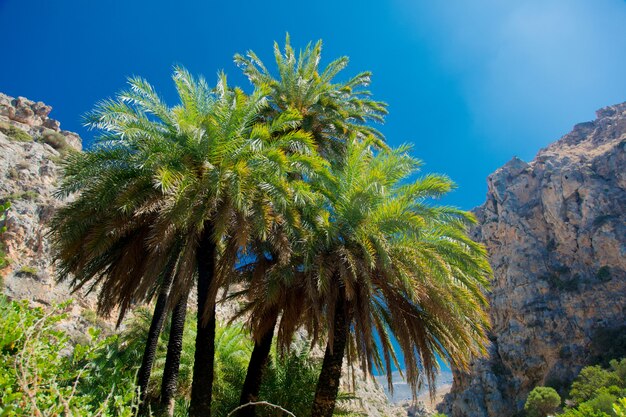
439 103 626 416
0 93 86 306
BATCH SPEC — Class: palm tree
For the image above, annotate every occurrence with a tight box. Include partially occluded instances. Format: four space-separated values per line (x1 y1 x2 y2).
53 67 327 417
234 35 388 163
297 140 492 417
232 37 388 416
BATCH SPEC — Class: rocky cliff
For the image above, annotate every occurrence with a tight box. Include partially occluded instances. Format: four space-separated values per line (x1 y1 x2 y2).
439 104 626 416
0 93 86 306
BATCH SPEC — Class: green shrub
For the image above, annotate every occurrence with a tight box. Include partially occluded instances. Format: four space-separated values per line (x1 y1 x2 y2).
614 398 626 417
524 386 561 417
40 130 69 151
570 366 621 405
81 308 99 325
0 295 138 416
17 265 38 277
559 403 611 417
584 388 620 415
258 343 321 417
0 122 32 142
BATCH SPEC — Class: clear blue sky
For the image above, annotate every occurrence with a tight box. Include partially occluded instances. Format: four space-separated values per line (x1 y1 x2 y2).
1 0 625 209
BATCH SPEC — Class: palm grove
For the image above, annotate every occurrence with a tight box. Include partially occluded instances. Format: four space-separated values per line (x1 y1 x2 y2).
49 39 492 417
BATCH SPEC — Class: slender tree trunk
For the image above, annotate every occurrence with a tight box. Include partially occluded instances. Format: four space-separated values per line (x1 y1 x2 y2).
237 310 279 417
189 225 217 417
160 292 189 417
137 270 175 414
311 291 349 417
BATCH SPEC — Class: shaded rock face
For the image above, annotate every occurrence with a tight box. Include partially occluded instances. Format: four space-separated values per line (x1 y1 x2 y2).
439 103 626 416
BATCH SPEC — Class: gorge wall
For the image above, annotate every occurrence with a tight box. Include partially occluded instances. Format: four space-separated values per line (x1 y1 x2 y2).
440 103 626 416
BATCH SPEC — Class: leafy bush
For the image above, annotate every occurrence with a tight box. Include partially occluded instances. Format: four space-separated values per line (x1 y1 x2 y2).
0 122 32 142
555 360 626 417
524 386 561 417
559 403 611 417
569 365 622 405
0 295 138 416
584 388 620 415
0 295 357 417
258 344 321 417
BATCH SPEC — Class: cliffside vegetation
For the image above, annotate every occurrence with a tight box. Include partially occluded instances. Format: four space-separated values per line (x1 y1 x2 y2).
525 359 626 417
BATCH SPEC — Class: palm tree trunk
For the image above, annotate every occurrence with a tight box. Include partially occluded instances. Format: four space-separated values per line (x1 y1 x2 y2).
237 310 279 417
137 270 175 414
311 291 349 417
189 225 217 417
160 292 189 417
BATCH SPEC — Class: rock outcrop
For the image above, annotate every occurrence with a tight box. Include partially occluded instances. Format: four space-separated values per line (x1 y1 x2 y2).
0 93 85 305
439 104 626 416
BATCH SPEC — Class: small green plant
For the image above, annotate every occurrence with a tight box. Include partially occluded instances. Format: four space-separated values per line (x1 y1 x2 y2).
81 308 99 325
614 398 626 417
17 265 38 277
524 386 561 417
570 365 622 405
0 121 32 142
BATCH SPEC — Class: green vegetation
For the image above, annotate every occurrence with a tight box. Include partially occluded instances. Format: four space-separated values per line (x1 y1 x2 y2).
524 386 561 417
44 38 492 417
0 122 32 142
0 295 138 416
526 359 626 417
16 265 38 277
3 190 38 202
0 295 354 417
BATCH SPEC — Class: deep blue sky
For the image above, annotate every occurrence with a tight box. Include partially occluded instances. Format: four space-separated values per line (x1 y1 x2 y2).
1 0 625 209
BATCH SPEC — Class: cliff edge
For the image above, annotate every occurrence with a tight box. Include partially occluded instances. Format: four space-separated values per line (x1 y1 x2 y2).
439 104 626 416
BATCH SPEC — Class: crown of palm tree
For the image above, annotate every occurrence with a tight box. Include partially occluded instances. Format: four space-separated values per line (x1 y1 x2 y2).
279 139 492 398
235 36 389 162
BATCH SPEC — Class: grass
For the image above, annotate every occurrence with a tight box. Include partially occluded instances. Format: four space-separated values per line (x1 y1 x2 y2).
0 121 32 142
39 130 70 151
4 190 39 202
17 265 38 277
